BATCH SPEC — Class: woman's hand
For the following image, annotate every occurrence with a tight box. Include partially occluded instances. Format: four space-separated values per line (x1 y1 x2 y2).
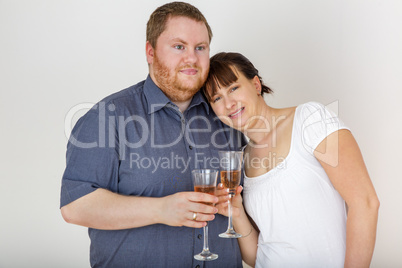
216 183 259 267
215 183 244 218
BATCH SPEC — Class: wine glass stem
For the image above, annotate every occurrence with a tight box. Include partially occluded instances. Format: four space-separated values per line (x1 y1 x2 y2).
203 223 210 252
228 194 234 231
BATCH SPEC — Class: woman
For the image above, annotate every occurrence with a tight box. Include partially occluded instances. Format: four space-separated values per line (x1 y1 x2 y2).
204 52 379 267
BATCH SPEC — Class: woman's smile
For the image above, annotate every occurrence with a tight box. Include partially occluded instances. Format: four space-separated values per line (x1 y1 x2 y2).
228 107 245 119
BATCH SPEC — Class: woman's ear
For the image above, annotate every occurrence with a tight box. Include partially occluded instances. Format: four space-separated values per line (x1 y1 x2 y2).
145 41 154 65
253 75 262 95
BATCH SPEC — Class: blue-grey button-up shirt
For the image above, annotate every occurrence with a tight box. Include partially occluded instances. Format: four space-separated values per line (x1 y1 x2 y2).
61 76 246 267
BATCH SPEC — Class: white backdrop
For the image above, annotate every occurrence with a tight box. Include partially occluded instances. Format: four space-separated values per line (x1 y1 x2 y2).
1 0 401 267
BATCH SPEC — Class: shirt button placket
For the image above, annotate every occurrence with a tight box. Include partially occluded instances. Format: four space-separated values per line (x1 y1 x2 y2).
181 117 194 152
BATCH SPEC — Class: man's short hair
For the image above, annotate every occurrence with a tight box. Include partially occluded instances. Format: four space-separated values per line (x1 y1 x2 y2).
146 1 213 48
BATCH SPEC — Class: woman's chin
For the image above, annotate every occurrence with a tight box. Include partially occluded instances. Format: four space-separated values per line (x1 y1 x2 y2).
222 121 245 132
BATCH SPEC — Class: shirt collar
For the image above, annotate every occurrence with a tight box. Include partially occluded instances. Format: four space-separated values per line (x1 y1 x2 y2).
144 75 170 114
188 90 210 115
144 75 210 115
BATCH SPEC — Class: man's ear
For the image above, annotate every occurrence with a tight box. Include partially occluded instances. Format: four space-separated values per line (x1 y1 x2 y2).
145 41 154 64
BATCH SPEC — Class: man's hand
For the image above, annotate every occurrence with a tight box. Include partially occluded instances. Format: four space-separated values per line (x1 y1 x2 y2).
158 192 219 228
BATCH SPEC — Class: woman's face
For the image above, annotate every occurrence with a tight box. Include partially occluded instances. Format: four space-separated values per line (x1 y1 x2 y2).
208 67 262 131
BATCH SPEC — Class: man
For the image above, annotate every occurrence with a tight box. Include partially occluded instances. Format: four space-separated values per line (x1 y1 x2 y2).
60 2 245 267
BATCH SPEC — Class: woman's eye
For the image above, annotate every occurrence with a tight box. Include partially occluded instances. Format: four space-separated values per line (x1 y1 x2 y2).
230 86 238 92
174 45 184 50
196 46 205 51
212 96 221 103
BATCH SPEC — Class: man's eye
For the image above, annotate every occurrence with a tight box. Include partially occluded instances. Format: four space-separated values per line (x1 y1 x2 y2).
196 46 205 51
174 45 184 50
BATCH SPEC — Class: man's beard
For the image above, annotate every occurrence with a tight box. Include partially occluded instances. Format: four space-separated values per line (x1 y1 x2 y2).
152 53 206 103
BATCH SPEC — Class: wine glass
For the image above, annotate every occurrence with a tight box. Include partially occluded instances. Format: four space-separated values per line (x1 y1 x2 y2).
192 169 219 261
218 151 243 238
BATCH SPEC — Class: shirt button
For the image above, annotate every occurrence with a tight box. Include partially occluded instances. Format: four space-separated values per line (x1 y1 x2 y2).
197 234 202 239
189 145 193 150
195 266 200 268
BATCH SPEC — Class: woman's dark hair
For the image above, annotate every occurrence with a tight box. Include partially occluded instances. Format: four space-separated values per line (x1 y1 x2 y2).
203 52 272 101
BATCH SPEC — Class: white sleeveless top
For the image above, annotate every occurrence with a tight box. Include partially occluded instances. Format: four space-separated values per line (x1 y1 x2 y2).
243 102 349 268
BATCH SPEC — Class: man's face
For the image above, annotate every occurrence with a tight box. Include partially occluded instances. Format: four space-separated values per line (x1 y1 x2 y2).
147 16 210 103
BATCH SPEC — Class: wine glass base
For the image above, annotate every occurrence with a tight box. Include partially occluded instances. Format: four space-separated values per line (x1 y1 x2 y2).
219 231 242 238
194 251 218 261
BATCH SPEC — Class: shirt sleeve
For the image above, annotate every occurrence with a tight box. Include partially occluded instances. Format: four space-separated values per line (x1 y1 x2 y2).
60 107 119 208
300 102 350 155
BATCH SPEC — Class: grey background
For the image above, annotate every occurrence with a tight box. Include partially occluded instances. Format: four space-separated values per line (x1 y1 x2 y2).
1 0 401 267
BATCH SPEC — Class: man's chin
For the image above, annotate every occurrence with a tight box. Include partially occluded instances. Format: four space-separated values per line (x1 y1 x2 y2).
176 80 203 94
170 88 199 102
178 77 203 88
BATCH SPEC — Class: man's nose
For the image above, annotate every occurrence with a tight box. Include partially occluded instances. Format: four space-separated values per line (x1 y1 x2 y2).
183 49 197 64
